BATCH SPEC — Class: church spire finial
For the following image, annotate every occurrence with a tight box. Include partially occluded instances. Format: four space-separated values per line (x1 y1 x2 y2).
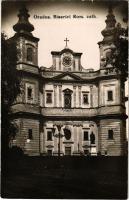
108 4 113 14
101 6 116 39
105 6 116 29
13 5 34 35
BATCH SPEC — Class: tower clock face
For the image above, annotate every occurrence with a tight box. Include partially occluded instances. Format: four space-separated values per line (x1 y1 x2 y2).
62 56 72 67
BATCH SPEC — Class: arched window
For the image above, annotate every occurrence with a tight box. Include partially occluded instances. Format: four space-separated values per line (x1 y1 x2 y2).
64 128 71 140
63 88 73 109
27 47 33 62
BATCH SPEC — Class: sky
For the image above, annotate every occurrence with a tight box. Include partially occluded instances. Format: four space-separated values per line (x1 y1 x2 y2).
2 0 127 69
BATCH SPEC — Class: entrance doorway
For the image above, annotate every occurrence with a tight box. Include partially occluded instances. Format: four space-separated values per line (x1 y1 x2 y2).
47 149 52 156
65 147 71 155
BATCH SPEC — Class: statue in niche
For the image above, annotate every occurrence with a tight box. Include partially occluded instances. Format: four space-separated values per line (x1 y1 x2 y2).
90 132 95 144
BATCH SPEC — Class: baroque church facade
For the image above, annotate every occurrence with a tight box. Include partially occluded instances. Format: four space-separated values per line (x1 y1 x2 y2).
10 6 127 156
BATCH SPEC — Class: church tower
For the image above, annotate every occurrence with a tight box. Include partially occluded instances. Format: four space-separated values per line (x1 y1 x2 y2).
11 6 41 155
98 6 117 71
97 7 127 155
13 6 39 67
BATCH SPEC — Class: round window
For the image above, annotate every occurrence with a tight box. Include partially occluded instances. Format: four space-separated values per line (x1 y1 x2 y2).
62 56 72 67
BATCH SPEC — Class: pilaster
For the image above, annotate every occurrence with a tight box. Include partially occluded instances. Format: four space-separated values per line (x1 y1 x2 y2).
78 125 83 152
42 85 45 107
78 85 81 107
40 132 44 153
73 126 78 153
73 85 76 107
59 85 62 107
42 126 46 154
59 57 61 70
90 85 93 107
54 85 57 107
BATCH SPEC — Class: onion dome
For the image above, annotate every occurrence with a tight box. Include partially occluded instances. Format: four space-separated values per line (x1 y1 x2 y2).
101 6 116 41
13 5 34 35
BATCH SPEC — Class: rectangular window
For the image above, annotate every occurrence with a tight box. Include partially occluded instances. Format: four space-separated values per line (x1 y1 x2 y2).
28 129 33 140
47 131 52 141
83 94 89 104
108 130 114 140
84 131 89 141
27 87 33 100
46 93 52 103
107 90 113 101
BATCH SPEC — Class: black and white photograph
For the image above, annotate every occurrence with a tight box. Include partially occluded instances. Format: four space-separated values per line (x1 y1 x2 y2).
1 0 128 199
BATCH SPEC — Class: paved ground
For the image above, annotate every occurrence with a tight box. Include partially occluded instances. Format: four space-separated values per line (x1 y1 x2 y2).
1 156 127 199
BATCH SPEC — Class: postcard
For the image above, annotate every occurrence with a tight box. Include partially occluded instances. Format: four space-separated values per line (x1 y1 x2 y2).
1 0 128 199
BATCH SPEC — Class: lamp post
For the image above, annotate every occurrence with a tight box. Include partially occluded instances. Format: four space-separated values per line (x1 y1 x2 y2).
52 125 64 157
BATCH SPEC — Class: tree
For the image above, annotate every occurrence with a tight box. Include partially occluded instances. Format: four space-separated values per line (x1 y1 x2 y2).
114 23 128 76
1 33 21 159
105 23 128 77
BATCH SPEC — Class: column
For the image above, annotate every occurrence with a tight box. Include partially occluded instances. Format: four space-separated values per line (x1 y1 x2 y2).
73 85 76 107
78 126 83 152
54 85 57 107
53 127 58 155
60 127 63 155
90 85 93 107
73 126 78 154
95 121 100 154
59 85 62 107
78 85 81 107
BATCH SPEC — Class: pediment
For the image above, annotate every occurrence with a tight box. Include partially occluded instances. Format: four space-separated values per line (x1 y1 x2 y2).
61 75 76 80
53 72 82 81
63 88 73 93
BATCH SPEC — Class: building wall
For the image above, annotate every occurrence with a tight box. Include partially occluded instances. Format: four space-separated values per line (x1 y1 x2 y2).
9 7 127 156
42 83 98 108
40 120 98 156
17 37 38 66
52 51 81 72
99 119 126 156
12 118 40 155
99 79 120 106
